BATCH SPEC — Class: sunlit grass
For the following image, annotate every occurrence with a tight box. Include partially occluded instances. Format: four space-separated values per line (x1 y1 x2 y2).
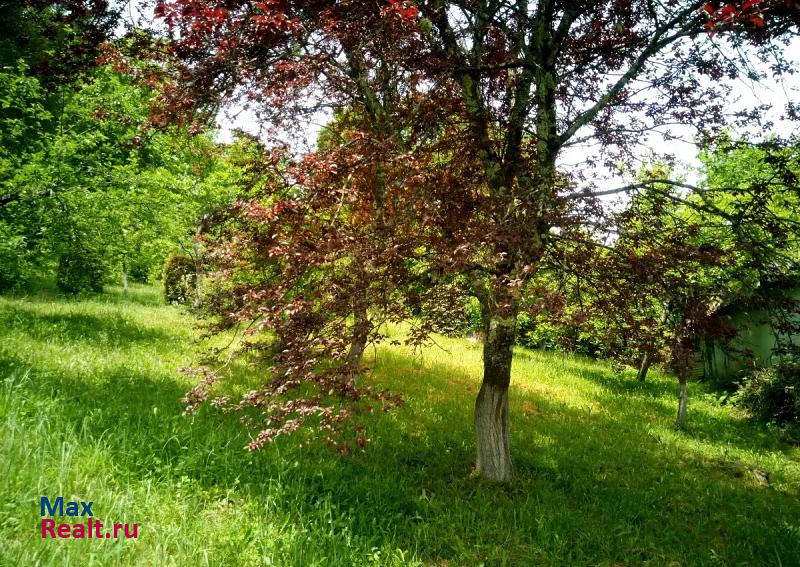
1 285 798 566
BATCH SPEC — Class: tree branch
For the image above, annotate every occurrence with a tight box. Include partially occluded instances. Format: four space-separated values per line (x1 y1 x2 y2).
557 1 707 147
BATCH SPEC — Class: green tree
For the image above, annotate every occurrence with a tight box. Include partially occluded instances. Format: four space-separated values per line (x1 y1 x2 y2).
0 61 245 292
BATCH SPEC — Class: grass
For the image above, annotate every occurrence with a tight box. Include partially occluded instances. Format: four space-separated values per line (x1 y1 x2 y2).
1 284 798 566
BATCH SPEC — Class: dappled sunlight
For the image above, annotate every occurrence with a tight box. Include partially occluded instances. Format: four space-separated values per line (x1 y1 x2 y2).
372 332 800 502
4 0 800 562
2 290 799 565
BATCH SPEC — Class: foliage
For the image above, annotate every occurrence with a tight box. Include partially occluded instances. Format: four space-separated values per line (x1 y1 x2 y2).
153 0 800 478
0 224 34 292
544 142 800 376
163 252 196 304
0 2 254 293
0 0 120 88
56 246 105 294
418 281 473 337
517 310 603 356
0 61 52 173
734 361 800 425
0 56 245 291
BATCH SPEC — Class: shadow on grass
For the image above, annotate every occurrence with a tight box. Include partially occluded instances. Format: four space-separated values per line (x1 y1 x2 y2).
0 301 176 347
3 305 799 566
571 363 791 456
368 349 800 561
100 284 167 307
1 281 167 308
516 348 677 398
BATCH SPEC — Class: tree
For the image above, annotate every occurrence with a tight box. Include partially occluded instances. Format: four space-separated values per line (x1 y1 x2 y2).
0 0 121 215
0 57 243 291
546 140 800 428
697 136 800 363
0 0 120 88
155 0 799 480
191 105 426 450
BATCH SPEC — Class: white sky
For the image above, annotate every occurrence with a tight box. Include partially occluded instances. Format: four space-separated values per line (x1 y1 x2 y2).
114 1 799 194
216 50 800 197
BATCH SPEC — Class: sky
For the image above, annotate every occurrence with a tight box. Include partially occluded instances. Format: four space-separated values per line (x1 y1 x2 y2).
212 46 799 199
560 49 800 194
115 1 799 195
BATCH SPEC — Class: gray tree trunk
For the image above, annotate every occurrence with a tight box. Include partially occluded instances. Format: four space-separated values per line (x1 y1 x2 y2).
346 296 369 383
637 353 652 382
676 376 688 429
192 238 202 309
122 260 129 297
474 315 515 482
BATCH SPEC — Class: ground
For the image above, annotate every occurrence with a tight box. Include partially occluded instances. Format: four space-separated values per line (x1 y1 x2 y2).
1 284 798 566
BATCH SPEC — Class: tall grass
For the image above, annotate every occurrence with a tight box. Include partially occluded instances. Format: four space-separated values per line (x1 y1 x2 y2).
1 284 798 566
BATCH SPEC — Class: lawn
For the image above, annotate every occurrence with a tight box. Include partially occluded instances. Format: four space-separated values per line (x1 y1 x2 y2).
1 284 798 566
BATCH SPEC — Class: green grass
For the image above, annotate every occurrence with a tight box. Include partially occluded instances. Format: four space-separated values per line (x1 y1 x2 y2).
1 284 799 566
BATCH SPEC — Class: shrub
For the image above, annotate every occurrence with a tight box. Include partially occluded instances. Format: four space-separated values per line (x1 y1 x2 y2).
733 361 799 425
420 282 472 336
465 296 482 334
127 259 152 283
516 315 602 355
516 313 556 350
56 248 105 294
0 228 33 292
163 253 196 304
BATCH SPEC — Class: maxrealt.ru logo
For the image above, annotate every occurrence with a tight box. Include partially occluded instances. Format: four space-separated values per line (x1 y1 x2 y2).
40 497 138 539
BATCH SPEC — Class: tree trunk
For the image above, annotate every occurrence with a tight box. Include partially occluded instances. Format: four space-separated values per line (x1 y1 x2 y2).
637 353 652 382
474 314 515 482
676 376 688 429
122 259 129 297
639 305 668 382
192 237 202 309
346 286 369 382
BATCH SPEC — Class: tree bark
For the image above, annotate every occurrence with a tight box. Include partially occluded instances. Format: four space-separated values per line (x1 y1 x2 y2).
639 304 669 382
346 292 369 382
474 314 515 482
637 353 652 382
192 236 202 309
676 375 688 429
122 259 129 297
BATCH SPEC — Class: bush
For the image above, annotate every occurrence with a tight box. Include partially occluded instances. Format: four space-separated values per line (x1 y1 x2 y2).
465 296 482 334
56 249 105 294
516 314 602 356
516 313 556 350
733 361 800 425
163 253 196 304
0 227 33 292
420 282 473 336
127 259 152 283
